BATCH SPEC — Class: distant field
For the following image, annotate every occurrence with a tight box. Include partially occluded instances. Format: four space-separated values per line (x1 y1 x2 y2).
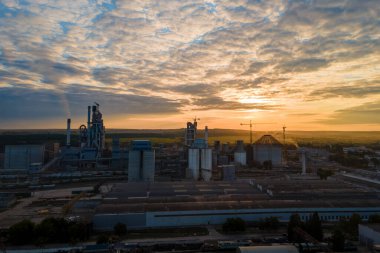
1 129 380 150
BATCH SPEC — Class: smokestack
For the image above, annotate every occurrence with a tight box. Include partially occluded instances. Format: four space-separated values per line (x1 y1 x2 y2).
66 118 71 147
205 126 208 147
301 150 307 175
87 105 91 146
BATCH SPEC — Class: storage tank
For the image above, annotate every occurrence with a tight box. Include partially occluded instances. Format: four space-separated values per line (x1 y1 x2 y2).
234 152 247 165
234 140 246 165
142 150 155 182
128 150 141 182
253 135 282 166
188 148 200 180
201 148 212 181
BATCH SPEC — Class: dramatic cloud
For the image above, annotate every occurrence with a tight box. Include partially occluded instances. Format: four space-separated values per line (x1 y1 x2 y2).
318 101 380 125
0 0 379 129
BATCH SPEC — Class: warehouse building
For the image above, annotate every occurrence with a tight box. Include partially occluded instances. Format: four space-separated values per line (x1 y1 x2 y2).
359 224 380 250
93 179 380 231
3 145 45 172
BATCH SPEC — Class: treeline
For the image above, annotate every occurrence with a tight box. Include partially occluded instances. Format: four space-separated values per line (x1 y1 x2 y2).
6 218 90 245
288 213 380 252
223 213 380 252
329 153 369 168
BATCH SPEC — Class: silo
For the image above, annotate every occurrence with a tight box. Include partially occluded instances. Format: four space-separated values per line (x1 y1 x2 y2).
201 148 212 181
128 150 141 182
188 148 200 180
142 150 155 181
234 140 246 165
222 143 229 153
214 141 221 153
253 135 283 166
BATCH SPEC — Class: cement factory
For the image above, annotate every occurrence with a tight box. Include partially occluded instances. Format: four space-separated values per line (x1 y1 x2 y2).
1 103 380 252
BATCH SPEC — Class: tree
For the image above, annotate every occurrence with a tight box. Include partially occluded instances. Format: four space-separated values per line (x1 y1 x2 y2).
368 214 380 223
347 213 362 237
34 217 69 244
317 169 334 180
305 212 323 241
287 214 303 242
258 216 280 230
8 219 35 245
68 221 88 243
96 234 109 244
113 222 127 237
222 218 246 232
331 229 345 252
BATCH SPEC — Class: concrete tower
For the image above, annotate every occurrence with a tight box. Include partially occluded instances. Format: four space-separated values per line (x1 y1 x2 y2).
128 140 155 182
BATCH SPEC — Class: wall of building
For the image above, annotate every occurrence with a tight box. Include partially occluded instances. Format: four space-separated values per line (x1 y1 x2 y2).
188 148 200 180
0 193 16 209
253 145 282 166
359 224 380 247
4 145 44 172
93 213 146 231
128 150 141 182
142 150 155 182
201 149 212 181
93 206 380 230
234 152 246 165
128 150 155 182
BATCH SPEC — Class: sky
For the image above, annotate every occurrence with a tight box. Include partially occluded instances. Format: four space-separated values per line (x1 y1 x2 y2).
0 0 379 131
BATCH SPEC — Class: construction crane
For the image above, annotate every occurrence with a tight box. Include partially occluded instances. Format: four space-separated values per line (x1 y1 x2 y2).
62 192 86 216
240 120 273 144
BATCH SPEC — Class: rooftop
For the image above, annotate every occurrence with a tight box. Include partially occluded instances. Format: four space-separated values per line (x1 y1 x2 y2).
254 135 282 146
96 179 380 214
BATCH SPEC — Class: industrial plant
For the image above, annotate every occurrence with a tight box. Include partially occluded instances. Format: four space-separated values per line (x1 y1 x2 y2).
1 104 380 253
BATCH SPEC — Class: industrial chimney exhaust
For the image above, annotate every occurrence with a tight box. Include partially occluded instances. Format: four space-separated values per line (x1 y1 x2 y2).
66 118 71 147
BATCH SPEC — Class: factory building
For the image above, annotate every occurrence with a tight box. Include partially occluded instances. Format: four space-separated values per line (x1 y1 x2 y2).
93 180 380 230
188 140 212 181
128 140 155 182
3 145 45 172
0 193 17 209
253 135 282 166
188 126 212 181
220 165 236 181
185 118 198 147
234 140 246 166
78 103 106 159
61 103 107 168
359 224 380 250
111 137 128 170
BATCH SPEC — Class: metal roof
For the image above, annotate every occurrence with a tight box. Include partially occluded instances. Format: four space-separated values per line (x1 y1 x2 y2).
254 135 282 146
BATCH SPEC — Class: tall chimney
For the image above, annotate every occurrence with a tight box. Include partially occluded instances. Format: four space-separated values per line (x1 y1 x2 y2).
87 105 91 147
205 126 208 148
66 118 71 147
301 150 307 175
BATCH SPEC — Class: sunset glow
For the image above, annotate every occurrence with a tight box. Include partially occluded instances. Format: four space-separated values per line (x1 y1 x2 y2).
0 0 379 130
